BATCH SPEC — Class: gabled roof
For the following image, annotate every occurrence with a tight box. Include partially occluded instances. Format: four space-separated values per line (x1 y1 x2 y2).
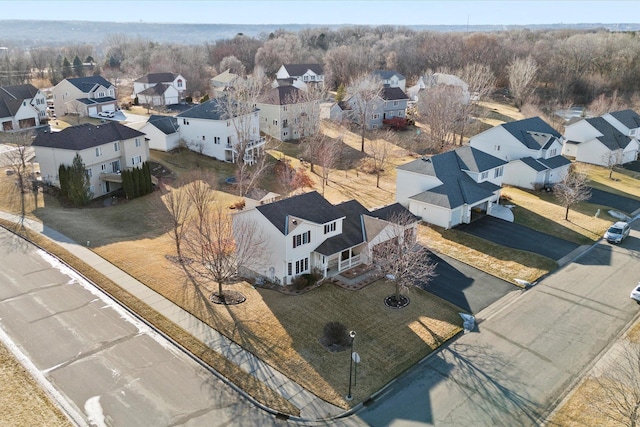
586 117 632 150
211 69 240 84
0 84 40 117
65 76 114 93
518 156 549 172
256 191 344 235
380 87 409 101
282 63 323 77
135 72 178 84
139 83 170 96
537 155 571 169
455 146 507 173
608 109 640 130
32 122 145 151
314 199 368 256
501 117 562 150
399 147 503 209
177 99 225 120
147 115 179 135
368 203 418 223
75 96 116 105
372 70 405 81
258 85 304 106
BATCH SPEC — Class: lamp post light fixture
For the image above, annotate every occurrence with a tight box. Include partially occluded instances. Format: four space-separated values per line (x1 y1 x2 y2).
346 330 356 401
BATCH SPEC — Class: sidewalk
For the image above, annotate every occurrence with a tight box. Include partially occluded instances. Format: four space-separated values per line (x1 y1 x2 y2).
0 212 344 422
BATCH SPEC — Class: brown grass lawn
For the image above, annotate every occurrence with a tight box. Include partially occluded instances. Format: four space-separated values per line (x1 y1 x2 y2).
0 341 72 427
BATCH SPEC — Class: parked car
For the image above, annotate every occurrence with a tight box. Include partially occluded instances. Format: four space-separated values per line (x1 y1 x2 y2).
630 283 640 304
604 221 631 244
98 111 115 118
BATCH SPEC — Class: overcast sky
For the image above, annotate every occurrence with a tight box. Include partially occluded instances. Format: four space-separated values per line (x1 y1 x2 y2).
3 1 633 26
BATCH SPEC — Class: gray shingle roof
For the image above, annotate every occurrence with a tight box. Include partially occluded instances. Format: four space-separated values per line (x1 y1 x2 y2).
148 115 179 135
0 84 40 117
609 109 640 129
586 117 632 150
256 191 345 235
518 156 548 172
380 87 409 101
258 85 303 105
314 200 368 255
282 64 323 77
134 73 178 84
368 203 418 223
399 147 503 209
537 155 571 169
372 70 405 81
65 76 114 92
139 83 170 96
455 146 507 173
177 99 225 120
32 122 145 150
76 96 116 105
501 117 561 150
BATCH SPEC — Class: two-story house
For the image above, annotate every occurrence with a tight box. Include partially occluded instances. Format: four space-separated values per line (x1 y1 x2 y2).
32 122 148 199
133 72 186 106
234 191 417 285
346 86 409 130
210 69 243 98
52 76 117 118
396 146 508 229
470 117 572 190
562 111 640 166
276 64 324 88
371 70 406 92
256 85 319 141
0 84 48 132
177 99 264 164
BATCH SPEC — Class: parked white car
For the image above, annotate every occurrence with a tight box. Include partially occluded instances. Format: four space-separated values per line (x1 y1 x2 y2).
98 111 115 118
630 283 640 304
604 221 631 244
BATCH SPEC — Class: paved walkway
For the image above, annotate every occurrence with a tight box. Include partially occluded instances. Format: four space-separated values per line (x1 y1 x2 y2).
0 212 345 422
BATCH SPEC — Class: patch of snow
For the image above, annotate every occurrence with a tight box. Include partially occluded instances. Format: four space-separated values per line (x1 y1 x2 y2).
608 210 631 221
84 396 107 427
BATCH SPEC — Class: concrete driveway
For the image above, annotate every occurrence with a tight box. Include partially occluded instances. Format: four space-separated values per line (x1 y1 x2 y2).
423 252 518 314
589 187 640 215
457 216 579 261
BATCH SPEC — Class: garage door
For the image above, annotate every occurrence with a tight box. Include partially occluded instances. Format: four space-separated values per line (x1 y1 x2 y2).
88 106 98 116
102 104 115 113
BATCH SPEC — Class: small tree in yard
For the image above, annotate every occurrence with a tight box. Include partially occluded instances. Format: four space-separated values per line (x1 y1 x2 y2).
554 166 591 221
59 153 92 206
372 211 437 309
368 129 394 188
349 73 383 152
603 149 625 180
2 131 34 223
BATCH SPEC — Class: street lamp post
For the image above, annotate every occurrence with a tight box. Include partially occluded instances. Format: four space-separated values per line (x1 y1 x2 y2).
346 330 356 401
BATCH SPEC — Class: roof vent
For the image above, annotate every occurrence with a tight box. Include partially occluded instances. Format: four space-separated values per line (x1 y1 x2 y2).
421 156 430 162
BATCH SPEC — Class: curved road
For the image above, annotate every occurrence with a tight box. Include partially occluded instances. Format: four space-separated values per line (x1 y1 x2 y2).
0 227 281 426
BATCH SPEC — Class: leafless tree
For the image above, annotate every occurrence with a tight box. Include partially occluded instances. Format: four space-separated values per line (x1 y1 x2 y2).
156 177 192 261
275 160 314 197
2 131 35 224
371 211 437 308
507 55 538 110
216 76 271 197
314 134 342 196
593 341 640 427
348 73 382 152
219 55 246 77
602 149 625 180
589 90 625 116
367 129 394 188
182 199 268 304
459 62 496 104
417 84 466 153
65 99 86 123
554 166 592 221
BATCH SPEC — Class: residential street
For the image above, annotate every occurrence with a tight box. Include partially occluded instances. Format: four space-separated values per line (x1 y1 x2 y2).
357 221 640 426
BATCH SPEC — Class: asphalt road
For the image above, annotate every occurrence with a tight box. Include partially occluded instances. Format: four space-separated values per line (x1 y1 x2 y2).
589 187 640 215
356 222 640 426
423 252 518 314
457 216 579 260
0 228 281 426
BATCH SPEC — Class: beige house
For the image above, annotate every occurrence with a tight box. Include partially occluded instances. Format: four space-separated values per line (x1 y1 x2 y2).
255 85 319 142
32 122 149 199
51 76 117 118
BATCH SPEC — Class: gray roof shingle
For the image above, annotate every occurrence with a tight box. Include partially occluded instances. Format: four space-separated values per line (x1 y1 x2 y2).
177 99 225 120
380 87 409 101
0 84 40 117
314 200 368 255
135 73 178 84
32 122 145 150
148 115 179 135
258 85 304 106
501 117 561 150
372 70 405 81
65 76 114 93
282 64 323 77
586 117 632 150
609 109 640 129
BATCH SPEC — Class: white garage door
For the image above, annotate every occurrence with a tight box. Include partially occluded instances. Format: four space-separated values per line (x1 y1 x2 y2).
88 106 98 116
102 104 115 113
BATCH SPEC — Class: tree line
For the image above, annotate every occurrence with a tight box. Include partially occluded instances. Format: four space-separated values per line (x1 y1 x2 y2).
2 26 640 106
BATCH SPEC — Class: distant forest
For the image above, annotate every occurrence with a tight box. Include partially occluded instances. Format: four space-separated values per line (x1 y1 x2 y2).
2 20 640 109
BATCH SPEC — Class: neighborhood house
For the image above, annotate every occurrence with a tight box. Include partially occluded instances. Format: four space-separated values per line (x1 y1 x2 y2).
0 84 48 132
133 72 186 107
51 76 117 118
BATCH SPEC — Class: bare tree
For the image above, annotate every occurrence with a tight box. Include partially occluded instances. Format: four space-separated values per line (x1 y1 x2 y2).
316 134 342 197
554 166 592 221
156 177 192 261
589 90 625 116
417 84 466 153
216 76 270 197
593 341 640 427
348 73 383 152
603 149 625 180
219 55 246 77
371 211 437 308
507 55 538 110
368 129 393 188
2 131 34 224
459 62 496 105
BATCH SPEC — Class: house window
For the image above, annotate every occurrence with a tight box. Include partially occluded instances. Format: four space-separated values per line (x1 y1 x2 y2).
183 119 189 125
303 76 309 81
549 148 557 156
227 136 231 146
494 166 504 178
114 142 119 151
135 138 141 147
292 230 311 248
101 164 107 172
310 75 316 81
273 119 278 126
494 145 500 151
397 110 404 116
284 131 288 137
227 120 230 127
295 257 309 275
480 171 488 180
283 106 288 112
177 79 183 88
202 135 206 141
372 114 379 120
288 263 292 276
95 147 102 157
393 101 399 106
324 222 336 234
85 168 92 178
283 119 288 128
132 155 142 166
214 136 220 144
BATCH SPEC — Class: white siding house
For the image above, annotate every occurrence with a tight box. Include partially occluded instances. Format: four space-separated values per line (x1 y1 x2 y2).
134 115 181 152
276 64 324 88
133 73 186 106
32 122 149 199
0 84 48 132
51 76 117 118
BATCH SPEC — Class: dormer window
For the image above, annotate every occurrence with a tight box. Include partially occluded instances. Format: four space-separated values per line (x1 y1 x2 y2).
177 79 183 88
494 166 504 178
480 171 488 180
